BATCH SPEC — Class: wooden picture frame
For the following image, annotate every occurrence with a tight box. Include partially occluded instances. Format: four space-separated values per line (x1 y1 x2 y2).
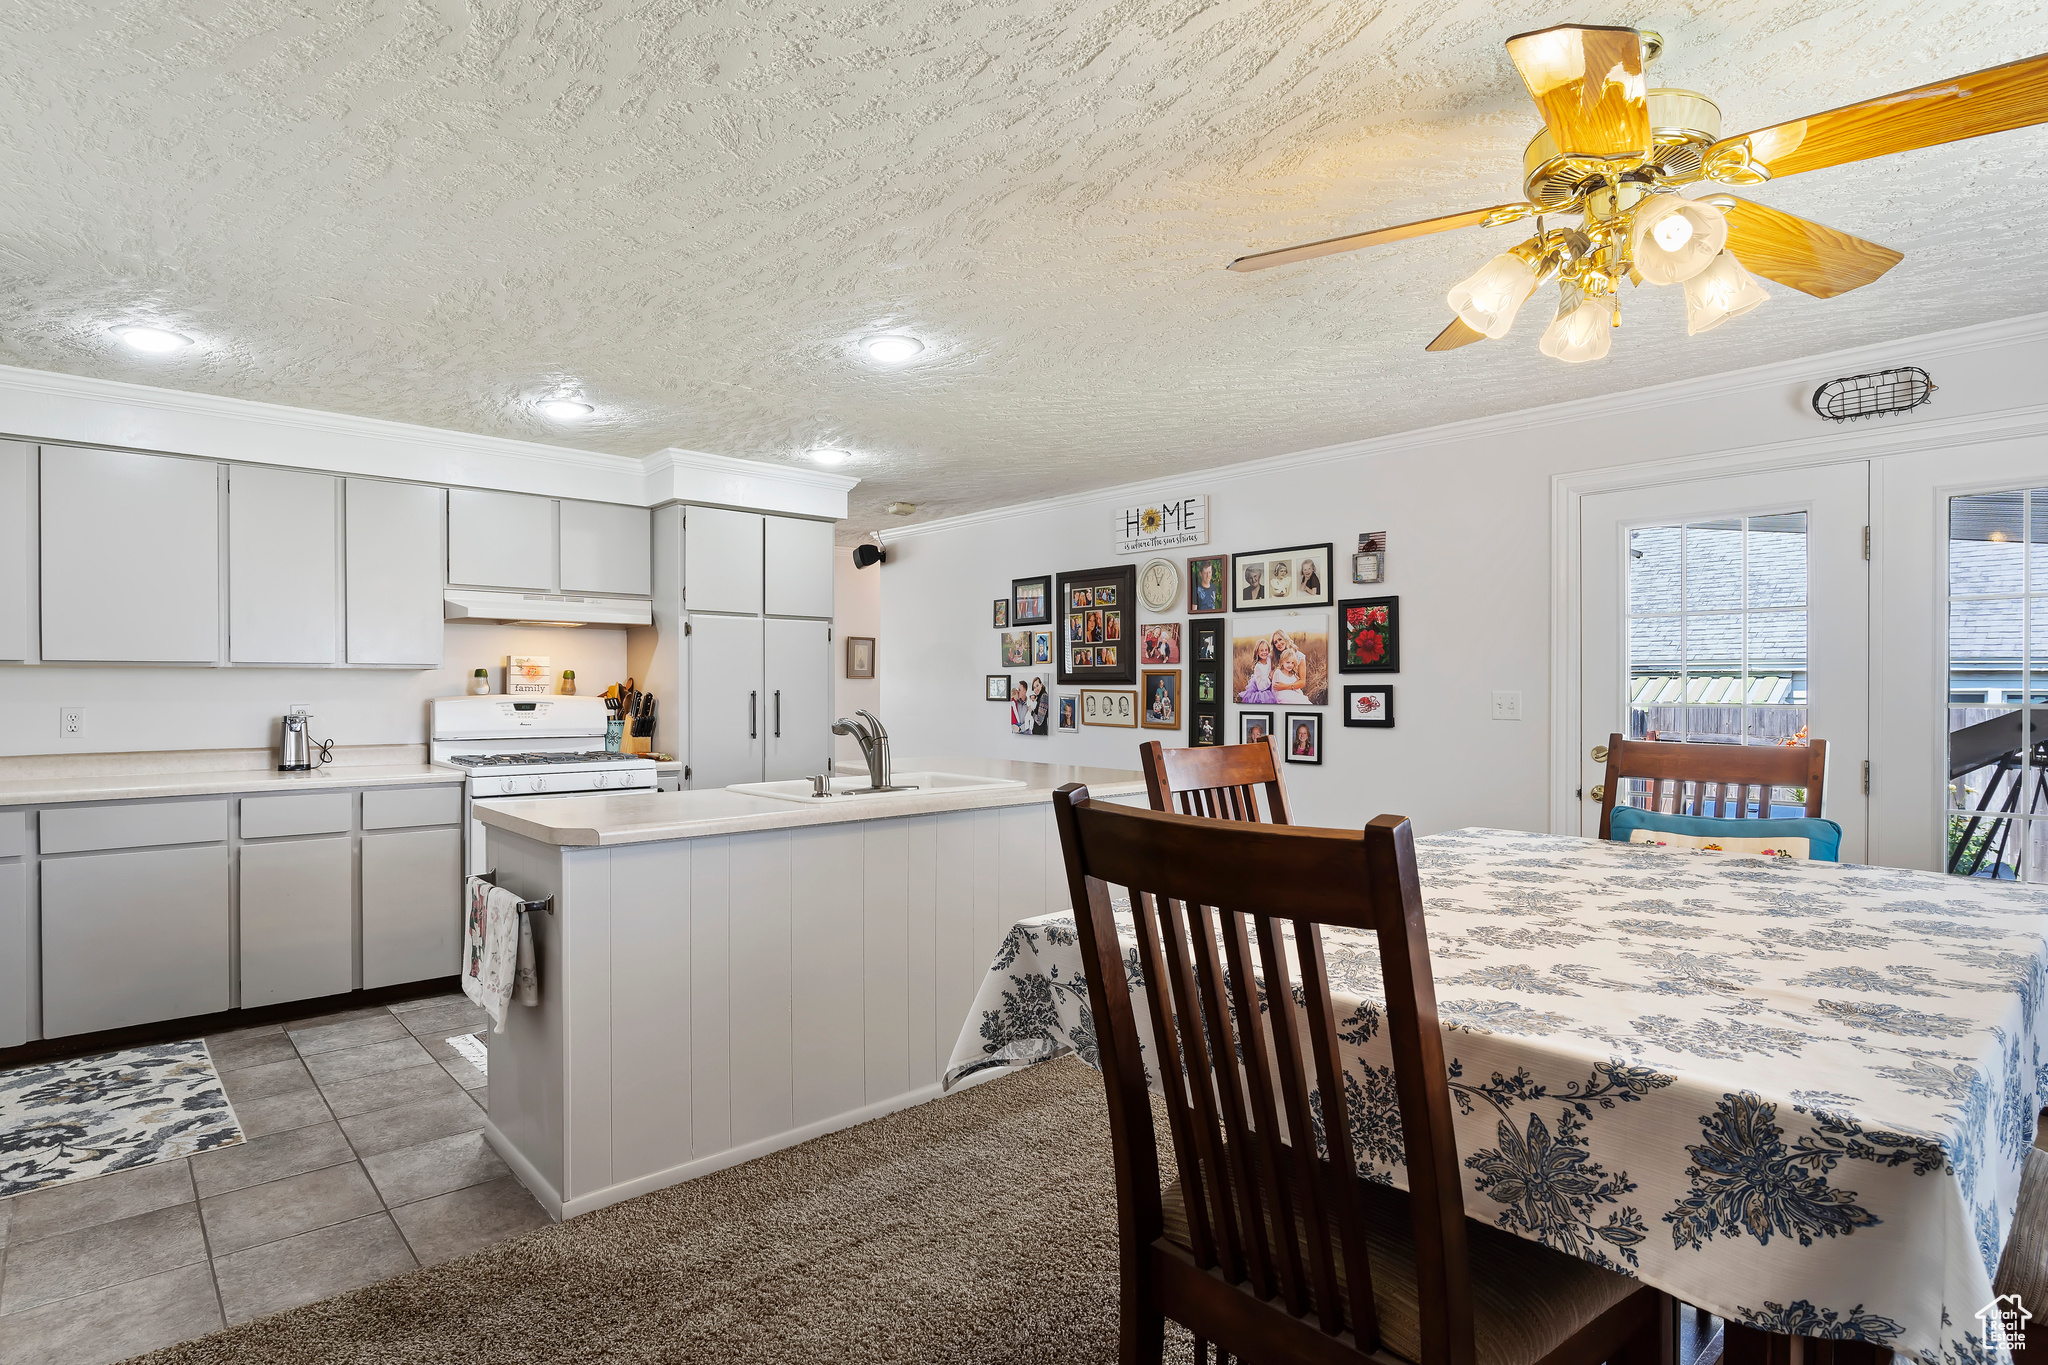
985 674 1011 701
1187 553 1228 615
1080 688 1138 727
1282 711 1323 764
845 635 875 679
1011 575 1052 626
1344 684 1394 728
1140 669 1181 729
1337 595 1400 673
1057 565 1138 686
1230 542 1333 613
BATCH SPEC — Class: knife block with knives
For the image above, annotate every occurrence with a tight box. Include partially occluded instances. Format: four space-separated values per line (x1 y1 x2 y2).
606 681 656 755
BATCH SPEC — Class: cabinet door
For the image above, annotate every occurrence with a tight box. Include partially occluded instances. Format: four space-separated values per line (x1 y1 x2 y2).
559 501 651 596
0 441 30 662
43 845 230 1037
682 507 762 614
0 859 26 1049
687 614 765 787
361 826 462 988
229 466 339 664
240 836 354 1007
345 479 445 666
447 488 554 590
763 515 835 618
42 447 220 663
764 617 832 781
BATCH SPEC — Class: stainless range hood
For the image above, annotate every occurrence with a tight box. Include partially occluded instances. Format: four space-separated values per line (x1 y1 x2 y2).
443 589 652 628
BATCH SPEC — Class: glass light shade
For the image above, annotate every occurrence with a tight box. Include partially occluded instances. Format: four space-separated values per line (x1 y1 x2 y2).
1684 251 1769 335
863 335 924 363
1446 253 1540 339
1538 292 1613 364
1630 195 1728 286
537 398 594 420
117 326 191 353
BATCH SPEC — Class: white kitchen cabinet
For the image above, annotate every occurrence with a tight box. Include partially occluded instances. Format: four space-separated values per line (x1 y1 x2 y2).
687 614 766 788
682 506 763 614
764 617 832 780
239 836 354 1007
345 478 445 666
560 500 651 596
0 857 27 1048
0 441 31 662
361 825 462 988
229 465 339 664
448 488 554 591
763 515 835 618
42 844 231 1037
41 447 220 663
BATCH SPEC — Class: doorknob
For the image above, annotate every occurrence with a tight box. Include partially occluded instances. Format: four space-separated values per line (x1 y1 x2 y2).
1590 784 1606 801
1590 745 1609 762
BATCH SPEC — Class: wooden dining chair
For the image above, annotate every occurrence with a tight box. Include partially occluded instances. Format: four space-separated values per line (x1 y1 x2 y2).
1139 736 1293 824
1051 784 1669 1365
1595 732 1828 840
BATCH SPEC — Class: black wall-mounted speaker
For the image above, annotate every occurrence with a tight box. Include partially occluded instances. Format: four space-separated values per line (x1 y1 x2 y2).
852 543 887 569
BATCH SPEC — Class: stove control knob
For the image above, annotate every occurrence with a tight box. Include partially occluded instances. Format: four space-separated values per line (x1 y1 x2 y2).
594 773 610 787
529 777 546 792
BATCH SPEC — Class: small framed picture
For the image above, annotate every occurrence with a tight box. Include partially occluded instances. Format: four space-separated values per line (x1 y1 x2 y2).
1011 575 1052 626
1187 554 1228 615
1068 615 1084 641
1099 645 1118 668
1196 670 1217 702
1140 622 1181 665
1074 646 1094 667
1069 586 1094 610
1094 585 1118 607
846 635 875 679
986 674 1011 701
1338 596 1400 674
1081 688 1138 727
1352 552 1383 584
1232 543 1334 612
1033 631 1052 664
1105 612 1123 642
1141 669 1181 729
1057 695 1079 732
1283 712 1323 764
1345 685 1394 728
1239 710 1274 746
1002 631 1033 667
1193 712 1219 746
993 599 1009 629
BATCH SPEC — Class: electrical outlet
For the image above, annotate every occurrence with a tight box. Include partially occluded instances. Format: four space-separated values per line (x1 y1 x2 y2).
60 706 85 737
1491 690 1522 721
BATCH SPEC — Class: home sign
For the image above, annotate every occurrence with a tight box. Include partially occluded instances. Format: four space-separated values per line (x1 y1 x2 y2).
1114 492 1208 555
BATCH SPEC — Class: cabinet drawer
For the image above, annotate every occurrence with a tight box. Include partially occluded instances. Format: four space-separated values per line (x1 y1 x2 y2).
362 785 462 830
240 791 353 839
40 800 228 854
0 810 26 858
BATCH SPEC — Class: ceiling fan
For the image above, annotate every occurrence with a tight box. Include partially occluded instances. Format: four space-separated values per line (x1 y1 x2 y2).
1227 25 2048 361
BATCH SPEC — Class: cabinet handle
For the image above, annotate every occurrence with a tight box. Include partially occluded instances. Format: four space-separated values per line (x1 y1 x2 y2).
774 689 782 737
750 691 757 739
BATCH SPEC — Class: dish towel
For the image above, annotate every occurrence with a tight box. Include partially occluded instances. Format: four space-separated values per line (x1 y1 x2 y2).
515 911 540 1009
462 876 524 1033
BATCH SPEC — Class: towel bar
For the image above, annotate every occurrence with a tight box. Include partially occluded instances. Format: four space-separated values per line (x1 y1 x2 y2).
475 869 555 916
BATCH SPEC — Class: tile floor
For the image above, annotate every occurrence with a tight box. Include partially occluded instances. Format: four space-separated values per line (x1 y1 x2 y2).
0 992 552 1365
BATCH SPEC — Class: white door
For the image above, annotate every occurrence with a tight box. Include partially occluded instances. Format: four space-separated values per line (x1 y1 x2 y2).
345 479 446 666
0 442 31 662
764 617 831 780
41 447 220 662
763 515 835 618
1579 463 1869 858
683 507 763 614
229 465 339 664
689 613 766 787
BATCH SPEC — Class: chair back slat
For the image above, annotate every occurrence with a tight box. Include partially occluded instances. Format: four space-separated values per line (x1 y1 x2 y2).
1126 887 1217 1267
1251 914 1341 1328
1597 733 1828 839
1155 892 1247 1278
1185 901 1277 1293
1218 908 1307 1312
1142 737 1295 826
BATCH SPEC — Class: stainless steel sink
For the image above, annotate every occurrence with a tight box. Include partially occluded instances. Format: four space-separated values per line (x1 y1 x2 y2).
727 771 1026 804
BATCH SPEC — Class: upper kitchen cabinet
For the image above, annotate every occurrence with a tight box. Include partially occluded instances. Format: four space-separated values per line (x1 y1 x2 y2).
0 442 31 661
682 506 764 614
346 478 445 666
448 488 555 591
560 500 652 596
763 515 835 619
42 447 220 663
229 465 339 664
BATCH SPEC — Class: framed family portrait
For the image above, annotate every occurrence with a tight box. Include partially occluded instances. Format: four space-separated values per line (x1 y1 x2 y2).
1011 575 1052 626
1081 688 1137 727
845 635 875 679
985 674 1011 701
1001 631 1033 667
1239 710 1274 745
1344 684 1394 728
1141 669 1180 729
1338 596 1399 673
1187 553 1228 615
1283 712 1323 764
1140 622 1181 664
992 599 1008 629
1057 695 1079 732
1009 674 1051 735
1230 613 1329 707
1056 565 1138 686
1231 542 1333 612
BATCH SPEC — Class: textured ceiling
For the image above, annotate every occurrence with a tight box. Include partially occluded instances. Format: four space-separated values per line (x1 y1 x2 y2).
2 0 2045 538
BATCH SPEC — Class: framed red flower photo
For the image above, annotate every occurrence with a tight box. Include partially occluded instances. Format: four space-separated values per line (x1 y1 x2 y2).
1337 596 1399 674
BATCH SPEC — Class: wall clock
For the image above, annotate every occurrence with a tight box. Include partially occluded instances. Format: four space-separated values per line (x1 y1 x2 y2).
1138 557 1180 613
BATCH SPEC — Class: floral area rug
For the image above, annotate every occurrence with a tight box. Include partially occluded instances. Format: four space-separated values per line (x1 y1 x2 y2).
0 1040 243 1198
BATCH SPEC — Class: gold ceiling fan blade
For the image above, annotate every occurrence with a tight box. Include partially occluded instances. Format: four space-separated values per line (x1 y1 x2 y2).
1504 24 1649 159
1425 318 1487 351
1715 195 1903 298
1708 50 2048 181
1226 203 1534 272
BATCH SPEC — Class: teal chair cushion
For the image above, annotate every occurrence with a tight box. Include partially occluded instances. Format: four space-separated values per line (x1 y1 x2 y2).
1608 806 1842 862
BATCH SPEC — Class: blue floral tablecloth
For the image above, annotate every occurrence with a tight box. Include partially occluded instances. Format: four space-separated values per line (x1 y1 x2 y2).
944 827 2048 1365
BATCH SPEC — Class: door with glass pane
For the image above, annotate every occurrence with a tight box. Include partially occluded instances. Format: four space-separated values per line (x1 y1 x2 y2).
1945 488 2048 881
1579 465 1870 858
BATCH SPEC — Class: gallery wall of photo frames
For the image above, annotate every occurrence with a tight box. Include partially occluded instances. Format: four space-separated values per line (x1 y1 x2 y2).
990 530 1399 760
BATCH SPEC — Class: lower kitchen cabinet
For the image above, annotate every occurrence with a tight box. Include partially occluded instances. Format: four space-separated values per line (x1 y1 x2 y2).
0 859 26 1049
42 845 231 1037
361 826 463 989
240 836 354 1007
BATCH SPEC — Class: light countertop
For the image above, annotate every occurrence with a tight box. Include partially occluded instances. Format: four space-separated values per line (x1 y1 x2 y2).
0 764 462 807
474 757 1147 847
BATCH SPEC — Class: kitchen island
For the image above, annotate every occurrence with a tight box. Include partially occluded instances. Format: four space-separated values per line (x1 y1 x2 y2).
471 757 1146 1218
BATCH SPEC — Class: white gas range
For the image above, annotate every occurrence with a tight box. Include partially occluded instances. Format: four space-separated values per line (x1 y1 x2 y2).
431 696 659 797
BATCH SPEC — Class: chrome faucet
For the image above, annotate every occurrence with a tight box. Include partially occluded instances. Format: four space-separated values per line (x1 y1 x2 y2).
831 709 897 792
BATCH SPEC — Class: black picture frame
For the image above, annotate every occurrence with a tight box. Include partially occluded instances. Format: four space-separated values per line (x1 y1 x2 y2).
985 674 1011 701
992 599 1008 628
1056 565 1138 685
1011 575 1052 626
1281 711 1322 764
1343 684 1394 728
1230 542 1334 613
1238 710 1275 745
1188 620 1225 746
1337 595 1400 674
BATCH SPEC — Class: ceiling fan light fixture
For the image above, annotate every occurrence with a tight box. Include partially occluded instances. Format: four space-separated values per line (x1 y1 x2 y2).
1684 250 1769 335
1630 195 1729 285
1538 287 1613 363
1446 251 1541 338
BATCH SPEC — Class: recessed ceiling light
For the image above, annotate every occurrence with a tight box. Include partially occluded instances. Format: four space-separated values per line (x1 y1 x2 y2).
537 398 594 421
862 335 924 364
808 448 852 466
116 326 191 354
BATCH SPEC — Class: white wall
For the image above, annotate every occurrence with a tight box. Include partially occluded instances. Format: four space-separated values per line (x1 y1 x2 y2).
877 312 2048 871
832 549 882 766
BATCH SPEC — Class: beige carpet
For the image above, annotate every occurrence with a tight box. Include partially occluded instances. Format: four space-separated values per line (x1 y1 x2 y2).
131 1059 1199 1365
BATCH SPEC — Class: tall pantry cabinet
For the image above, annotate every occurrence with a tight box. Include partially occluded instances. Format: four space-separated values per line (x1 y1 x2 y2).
640 505 836 788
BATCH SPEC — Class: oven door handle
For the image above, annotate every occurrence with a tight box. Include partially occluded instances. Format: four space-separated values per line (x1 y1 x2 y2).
750 690 758 739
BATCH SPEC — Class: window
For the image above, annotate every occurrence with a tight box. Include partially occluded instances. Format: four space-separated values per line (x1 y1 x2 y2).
1946 488 2048 881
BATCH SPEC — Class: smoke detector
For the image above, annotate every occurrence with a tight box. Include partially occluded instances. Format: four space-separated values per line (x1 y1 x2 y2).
884 502 917 516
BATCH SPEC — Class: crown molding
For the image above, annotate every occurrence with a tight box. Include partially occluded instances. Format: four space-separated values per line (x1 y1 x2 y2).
643 447 860 520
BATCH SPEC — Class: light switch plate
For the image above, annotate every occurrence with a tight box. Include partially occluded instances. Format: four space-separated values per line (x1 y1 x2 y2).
60 706 84 737
1491 690 1522 721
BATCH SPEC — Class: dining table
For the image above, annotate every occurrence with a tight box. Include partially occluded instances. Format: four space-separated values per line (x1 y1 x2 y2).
944 826 2048 1365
